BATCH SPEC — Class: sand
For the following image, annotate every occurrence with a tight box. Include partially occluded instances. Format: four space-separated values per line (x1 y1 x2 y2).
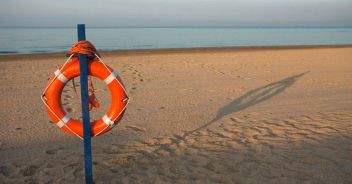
0 46 351 183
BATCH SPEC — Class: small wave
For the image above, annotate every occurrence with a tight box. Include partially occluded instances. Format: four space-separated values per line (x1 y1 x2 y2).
0 51 19 54
131 44 154 48
32 50 50 53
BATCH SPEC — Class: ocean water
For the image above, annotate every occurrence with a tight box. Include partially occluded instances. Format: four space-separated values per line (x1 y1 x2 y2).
0 27 351 55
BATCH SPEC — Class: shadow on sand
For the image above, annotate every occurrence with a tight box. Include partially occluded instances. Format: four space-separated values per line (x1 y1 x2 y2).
184 71 309 136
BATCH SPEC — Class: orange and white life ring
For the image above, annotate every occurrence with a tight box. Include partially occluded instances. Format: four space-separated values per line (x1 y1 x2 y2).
42 56 128 138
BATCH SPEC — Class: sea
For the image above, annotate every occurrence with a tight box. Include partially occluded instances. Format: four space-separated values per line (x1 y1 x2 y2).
0 27 351 55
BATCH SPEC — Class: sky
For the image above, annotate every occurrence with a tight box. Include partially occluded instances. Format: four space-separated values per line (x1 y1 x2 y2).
0 0 351 27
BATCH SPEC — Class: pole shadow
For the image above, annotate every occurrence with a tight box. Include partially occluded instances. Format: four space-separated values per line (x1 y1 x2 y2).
184 71 309 136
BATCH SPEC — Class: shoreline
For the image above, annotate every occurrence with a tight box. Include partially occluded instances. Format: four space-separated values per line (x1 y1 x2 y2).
1 44 352 62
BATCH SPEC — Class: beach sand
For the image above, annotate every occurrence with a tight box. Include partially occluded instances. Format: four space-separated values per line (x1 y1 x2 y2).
0 46 351 183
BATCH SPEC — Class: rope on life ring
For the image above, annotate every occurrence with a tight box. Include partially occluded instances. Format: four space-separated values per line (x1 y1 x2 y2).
41 41 129 139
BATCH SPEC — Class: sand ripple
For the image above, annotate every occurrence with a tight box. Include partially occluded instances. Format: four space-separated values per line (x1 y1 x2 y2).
1 112 351 183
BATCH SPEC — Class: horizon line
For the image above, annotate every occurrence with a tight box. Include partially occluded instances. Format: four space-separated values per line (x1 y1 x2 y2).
1 25 352 29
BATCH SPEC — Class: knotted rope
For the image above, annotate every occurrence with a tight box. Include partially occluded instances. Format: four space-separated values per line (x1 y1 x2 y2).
69 40 100 111
68 40 101 57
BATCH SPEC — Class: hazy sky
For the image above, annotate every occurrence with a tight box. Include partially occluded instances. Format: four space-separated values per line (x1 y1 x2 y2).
1 0 351 27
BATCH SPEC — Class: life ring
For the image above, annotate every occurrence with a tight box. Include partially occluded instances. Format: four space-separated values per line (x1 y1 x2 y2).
42 56 128 138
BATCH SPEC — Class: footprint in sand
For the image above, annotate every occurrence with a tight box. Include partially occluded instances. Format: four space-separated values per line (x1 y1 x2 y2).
129 67 144 84
65 107 73 113
45 147 64 155
62 162 82 176
22 165 38 177
230 117 246 123
103 145 120 154
73 168 83 178
62 102 70 105
0 165 13 177
125 125 146 132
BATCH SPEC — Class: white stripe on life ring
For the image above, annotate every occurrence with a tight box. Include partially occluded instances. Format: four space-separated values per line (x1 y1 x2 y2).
104 71 118 85
57 114 71 128
102 114 114 127
54 69 69 84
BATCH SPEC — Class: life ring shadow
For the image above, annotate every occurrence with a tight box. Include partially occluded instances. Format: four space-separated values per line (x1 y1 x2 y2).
186 71 309 136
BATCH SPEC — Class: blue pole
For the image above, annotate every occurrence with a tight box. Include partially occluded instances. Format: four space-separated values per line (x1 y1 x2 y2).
77 24 93 184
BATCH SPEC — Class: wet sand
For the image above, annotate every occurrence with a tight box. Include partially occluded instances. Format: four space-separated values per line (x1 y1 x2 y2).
0 46 351 183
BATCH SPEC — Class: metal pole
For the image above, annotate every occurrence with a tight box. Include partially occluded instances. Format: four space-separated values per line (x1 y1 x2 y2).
77 24 93 184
